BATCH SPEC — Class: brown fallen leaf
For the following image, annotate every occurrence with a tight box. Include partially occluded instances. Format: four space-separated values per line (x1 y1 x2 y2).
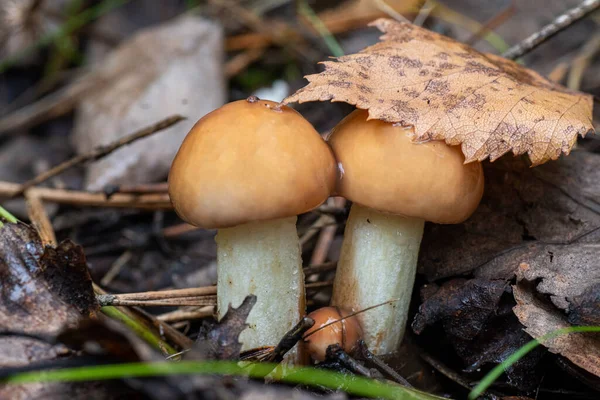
513 282 600 378
412 278 544 391
506 245 600 313
0 223 100 399
412 278 508 339
419 150 600 280
284 19 594 165
568 283 600 326
0 223 97 339
191 295 256 360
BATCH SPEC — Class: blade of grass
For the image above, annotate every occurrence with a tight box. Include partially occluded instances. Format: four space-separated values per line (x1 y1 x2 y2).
298 0 344 57
100 306 177 357
3 360 443 400
0 205 18 223
469 325 600 399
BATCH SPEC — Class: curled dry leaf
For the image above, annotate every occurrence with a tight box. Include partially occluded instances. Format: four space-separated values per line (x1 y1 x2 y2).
512 246 600 313
513 282 600 378
284 19 594 165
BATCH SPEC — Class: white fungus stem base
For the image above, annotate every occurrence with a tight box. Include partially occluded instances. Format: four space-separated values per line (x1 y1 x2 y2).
216 217 305 358
331 204 424 355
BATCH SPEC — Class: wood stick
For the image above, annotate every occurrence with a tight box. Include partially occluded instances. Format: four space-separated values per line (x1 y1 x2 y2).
98 296 217 307
104 286 217 301
25 190 57 247
309 197 345 265
157 306 214 322
14 115 185 196
502 0 600 60
0 181 172 209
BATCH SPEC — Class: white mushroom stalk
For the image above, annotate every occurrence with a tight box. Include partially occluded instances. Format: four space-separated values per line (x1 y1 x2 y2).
332 205 424 355
168 97 336 361
216 217 304 352
328 110 484 355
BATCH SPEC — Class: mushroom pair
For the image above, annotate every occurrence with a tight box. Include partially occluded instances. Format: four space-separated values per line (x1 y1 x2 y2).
169 98 484 359
168 97 336 359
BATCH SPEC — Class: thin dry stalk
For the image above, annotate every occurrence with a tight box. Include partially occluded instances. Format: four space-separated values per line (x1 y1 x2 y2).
0 72 105 136
97 286 218 307
299 214 336 246
309 197 345 265
502 0 600 60
303 261 337 276
157 306 215 322
110 286 217 300
109 182 168 194
567 32 600 90
98 296 217 307
0 181 172 209
306 280 333 290
25 190 57 247
100 250 133 286
465 1 516 46
225 48 266 77
94 283 194 349
14 115 185 196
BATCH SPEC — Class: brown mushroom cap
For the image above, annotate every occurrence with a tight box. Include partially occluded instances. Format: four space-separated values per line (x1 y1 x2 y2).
328 109 484 224
168 98 336 229
304 306 363 362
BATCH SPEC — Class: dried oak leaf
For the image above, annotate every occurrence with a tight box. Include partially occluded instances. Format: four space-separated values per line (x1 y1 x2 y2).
513 282 600 377
284 19 594 165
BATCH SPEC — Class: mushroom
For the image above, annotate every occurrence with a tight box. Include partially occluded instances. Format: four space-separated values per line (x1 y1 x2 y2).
168 97 336 357
327 109 484 355
304 306 363 362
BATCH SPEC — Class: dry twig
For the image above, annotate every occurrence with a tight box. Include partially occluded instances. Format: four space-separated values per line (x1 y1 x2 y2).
502 0 600 60
14 115 185 196
567 32 600 90
25 190 57 247
309 197 345 265
157 306 215 322
0 181 171 209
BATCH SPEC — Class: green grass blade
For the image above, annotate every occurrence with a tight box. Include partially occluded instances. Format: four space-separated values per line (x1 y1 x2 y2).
3 360 443 400
100 306 177 356
0 205 18 224
469 325 600 399
298 0 345 57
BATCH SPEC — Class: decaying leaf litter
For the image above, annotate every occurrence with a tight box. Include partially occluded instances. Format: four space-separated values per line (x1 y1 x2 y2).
0 0 599 399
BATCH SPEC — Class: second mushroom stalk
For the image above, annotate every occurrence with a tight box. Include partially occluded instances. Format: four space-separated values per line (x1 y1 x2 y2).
325 109 484 355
